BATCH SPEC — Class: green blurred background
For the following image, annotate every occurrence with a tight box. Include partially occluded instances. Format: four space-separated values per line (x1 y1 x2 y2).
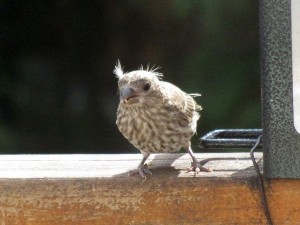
0 0 260 154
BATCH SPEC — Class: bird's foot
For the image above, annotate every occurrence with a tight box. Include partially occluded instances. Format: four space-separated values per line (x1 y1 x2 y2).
128 163 152 179
138 163 152 179
186 161 213 174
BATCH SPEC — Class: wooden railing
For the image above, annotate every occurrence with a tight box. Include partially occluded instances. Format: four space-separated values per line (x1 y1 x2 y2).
0 153 298 225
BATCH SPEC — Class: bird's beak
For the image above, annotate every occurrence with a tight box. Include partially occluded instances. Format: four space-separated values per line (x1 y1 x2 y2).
120 87 139 103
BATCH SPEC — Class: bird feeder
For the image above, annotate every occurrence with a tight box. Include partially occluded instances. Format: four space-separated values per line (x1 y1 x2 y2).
200 0 300 179
261 0 300 178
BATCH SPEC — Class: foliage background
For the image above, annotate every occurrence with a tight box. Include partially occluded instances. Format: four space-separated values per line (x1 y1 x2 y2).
0 0 260 153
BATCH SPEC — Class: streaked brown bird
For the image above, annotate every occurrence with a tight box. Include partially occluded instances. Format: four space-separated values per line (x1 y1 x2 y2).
115 61 211 178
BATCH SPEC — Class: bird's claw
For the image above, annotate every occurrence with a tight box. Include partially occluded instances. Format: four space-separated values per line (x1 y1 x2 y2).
128 163 152 179
186 161 213 174
138 163 152 179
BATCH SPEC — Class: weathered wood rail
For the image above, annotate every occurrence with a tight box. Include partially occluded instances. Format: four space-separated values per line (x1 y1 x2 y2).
0 153 299 224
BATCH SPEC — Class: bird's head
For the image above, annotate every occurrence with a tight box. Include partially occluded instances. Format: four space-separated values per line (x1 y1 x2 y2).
114 60 163 106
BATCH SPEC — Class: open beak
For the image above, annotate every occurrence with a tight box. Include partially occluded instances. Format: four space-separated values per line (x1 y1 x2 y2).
120 87 139 103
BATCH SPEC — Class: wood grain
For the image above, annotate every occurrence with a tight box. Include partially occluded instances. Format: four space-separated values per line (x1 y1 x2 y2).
0 153 297 224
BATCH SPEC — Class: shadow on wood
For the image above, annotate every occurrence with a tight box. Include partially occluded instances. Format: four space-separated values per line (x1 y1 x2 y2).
0 153 298 224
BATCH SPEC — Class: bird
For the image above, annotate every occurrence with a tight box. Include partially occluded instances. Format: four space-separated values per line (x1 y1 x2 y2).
114 61 211 178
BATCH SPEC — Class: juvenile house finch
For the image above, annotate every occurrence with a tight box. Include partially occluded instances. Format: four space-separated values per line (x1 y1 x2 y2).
115 61 211 178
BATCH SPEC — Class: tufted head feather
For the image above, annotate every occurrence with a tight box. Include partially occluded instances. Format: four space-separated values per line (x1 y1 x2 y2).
114 60 124 79
114 60 163 80
138 64 163 79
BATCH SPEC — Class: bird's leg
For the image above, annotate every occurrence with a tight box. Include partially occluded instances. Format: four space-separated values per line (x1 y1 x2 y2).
128 152 152 178
184 142 212 173
137 152 152 178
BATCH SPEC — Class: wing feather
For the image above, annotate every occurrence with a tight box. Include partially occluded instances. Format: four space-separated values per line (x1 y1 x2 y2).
159 81 202 121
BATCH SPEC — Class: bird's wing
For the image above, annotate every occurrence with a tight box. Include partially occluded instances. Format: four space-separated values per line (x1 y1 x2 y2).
159 81 202 121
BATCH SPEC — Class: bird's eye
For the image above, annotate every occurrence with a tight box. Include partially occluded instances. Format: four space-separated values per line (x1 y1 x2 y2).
143 83 151 91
